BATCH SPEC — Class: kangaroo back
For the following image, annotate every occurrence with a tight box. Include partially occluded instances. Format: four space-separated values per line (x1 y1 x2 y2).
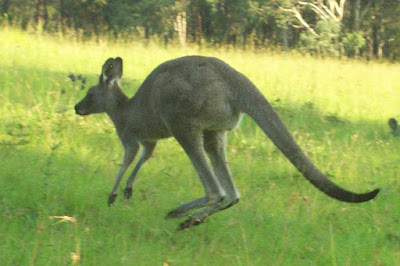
232 73 379 203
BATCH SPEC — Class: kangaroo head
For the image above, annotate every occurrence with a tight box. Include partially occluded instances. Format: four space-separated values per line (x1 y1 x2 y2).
388 118 398 131
75 57 123 116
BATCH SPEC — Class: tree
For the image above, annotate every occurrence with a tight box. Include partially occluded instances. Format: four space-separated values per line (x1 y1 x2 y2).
103 0 138 37
213 0 249 47
283 0 345 56
2 0 400 60
186 0 213 43
1 0 10 17
248 0 297 51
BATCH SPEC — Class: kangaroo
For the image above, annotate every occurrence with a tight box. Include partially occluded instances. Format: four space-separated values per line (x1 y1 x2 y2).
75 56 379 230
388 118 400 136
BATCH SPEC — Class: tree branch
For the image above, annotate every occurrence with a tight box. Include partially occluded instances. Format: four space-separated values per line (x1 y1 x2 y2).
281 6 319 36
299 1 329 20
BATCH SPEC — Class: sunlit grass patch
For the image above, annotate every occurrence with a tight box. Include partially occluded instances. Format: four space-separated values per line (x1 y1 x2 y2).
1 28 399 265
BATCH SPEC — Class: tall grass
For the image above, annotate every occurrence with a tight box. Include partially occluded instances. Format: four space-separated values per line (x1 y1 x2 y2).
1 28 399 265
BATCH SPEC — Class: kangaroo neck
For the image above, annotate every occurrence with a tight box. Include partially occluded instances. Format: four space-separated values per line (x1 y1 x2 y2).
106 91 130 133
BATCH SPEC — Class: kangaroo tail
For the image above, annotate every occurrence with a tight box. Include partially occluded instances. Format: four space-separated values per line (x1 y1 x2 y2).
236 82 379 203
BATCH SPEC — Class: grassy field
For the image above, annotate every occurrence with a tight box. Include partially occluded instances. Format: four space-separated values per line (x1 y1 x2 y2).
0 28 399 265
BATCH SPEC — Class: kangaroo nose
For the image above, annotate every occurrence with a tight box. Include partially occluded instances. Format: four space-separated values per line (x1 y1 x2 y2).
75 104 84 115
75 103 89 116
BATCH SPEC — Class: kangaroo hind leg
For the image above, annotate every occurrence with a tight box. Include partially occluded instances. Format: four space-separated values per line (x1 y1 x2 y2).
178 131 241 229
203 130 240 209
163 120 227 226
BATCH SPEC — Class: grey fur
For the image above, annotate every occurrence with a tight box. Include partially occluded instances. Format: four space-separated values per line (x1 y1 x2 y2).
389 118 400 136
75 56 379 229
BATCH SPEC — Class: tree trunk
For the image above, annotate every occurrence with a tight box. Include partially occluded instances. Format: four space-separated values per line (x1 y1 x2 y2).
1 0 10 16
282 22 289 52
175 11 187 46
196 9 203 45
34 0 41 24
354 0 361 32
372 13 384 59
59 0 67 33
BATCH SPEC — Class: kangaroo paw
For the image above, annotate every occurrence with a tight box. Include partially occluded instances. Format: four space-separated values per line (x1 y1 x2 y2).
124 187 133 200
108 193 118 206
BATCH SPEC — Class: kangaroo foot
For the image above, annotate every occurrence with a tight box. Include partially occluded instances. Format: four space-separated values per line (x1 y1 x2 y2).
124 187 133 200
166 207 190 219
165 196 211 219
108 193 118 206
175 197 239 229
177 214 208 230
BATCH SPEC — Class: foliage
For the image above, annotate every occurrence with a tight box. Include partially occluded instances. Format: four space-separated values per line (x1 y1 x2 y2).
300 19 341 56
2 1 400 59
342 31 366 57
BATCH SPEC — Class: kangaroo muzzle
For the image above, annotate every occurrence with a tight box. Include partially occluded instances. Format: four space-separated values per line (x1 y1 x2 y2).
74 103 88 116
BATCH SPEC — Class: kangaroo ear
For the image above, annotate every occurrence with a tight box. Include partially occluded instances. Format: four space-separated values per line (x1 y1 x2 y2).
100 57 123 86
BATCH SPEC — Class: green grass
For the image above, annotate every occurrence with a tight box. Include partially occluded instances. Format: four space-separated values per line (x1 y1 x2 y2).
1 28 399 265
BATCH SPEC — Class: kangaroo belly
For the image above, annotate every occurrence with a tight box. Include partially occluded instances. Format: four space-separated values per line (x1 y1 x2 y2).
201 109 243 131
